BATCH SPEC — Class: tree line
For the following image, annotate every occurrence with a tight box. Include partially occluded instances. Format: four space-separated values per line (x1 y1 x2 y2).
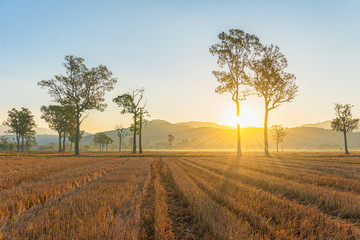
2 55 150 154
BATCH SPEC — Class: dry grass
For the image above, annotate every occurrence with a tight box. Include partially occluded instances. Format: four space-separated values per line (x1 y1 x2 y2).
0 151 360 239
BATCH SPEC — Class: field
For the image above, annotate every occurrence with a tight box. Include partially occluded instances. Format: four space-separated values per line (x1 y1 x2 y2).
0 152 360 239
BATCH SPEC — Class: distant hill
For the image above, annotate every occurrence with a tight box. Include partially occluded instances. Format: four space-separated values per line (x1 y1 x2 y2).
2 119 360 150
301 120 332 129
0 125 56 135
175 121 234 129
80 119 360 151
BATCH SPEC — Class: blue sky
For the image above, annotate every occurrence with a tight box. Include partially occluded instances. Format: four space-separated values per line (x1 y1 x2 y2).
0 0 359 132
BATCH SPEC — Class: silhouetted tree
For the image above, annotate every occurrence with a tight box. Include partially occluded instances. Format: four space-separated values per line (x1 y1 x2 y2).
113 88 145 154
272 125 287 152
3 108 36 152
249 45 298 157
115 124 130 152
210 29 261 160
331 104 359 154
168 134 174 151
38 55 117 155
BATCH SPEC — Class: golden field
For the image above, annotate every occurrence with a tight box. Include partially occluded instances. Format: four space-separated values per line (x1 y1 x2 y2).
0 152 359 239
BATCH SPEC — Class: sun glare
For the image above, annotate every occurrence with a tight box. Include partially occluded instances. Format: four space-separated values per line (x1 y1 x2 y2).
223 106 259 128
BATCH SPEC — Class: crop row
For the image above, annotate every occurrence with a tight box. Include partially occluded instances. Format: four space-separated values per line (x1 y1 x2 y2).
179 157 360 220
0 157 131 227
186 156 360 193
2 158 152 239
172 158 360 239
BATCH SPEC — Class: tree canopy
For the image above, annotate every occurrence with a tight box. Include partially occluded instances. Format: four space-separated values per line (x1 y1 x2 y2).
3 108 36 152
38 55 117 155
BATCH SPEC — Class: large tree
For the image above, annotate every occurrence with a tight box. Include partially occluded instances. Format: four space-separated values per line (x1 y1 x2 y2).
38 55 117 155
115 124 130 152
3 108 36 152
249 45 298 157
40 105 74 152
113 88 145 154
331 104 359 154
210 29 261 160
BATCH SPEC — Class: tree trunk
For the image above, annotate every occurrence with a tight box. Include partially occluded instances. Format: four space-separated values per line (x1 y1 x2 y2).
276 139 279 152
16 135 20 152
132 114 137 154
70 142 73 152
119 137 122 152
75 112 80 155
264 107 270 157
344 130 349 154
58 132 62 153
21 136 24 152
139 114 143 154
236 100 242 160
62 128 66 152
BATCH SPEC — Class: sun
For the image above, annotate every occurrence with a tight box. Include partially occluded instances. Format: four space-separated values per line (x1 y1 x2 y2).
223 105 259 128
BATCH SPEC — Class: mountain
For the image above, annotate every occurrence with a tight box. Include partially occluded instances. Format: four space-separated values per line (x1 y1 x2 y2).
2 119 359 150
80 119 360 151
301 120 332 129
0 125 56 135
175 121 234 129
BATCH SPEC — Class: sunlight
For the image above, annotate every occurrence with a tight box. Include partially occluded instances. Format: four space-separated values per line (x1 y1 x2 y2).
223 106 258 128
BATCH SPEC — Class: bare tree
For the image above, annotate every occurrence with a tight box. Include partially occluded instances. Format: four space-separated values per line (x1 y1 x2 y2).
38 55 117 155
210 29 261 160
115 124 130 152
113 88 145 154
331 103 359 154
249 45 298 157
272 125 287 152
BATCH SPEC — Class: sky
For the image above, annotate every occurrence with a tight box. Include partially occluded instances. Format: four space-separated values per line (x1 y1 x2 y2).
0 0 359 133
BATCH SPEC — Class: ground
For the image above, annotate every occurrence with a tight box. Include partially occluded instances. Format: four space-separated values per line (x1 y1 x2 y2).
0 151 360 239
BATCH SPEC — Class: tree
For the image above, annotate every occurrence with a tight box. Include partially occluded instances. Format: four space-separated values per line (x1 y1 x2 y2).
67 130 85 153
40 105 74 152
331 104 359 154
168 134 174 151
210 29 261 160
93 133 113 152
113 88 145 154
3 108 36 152
115 125 130 152
272 125 287 152
137 107 149 154
249 45 298 157
38 55 117 155
25 131 37 152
